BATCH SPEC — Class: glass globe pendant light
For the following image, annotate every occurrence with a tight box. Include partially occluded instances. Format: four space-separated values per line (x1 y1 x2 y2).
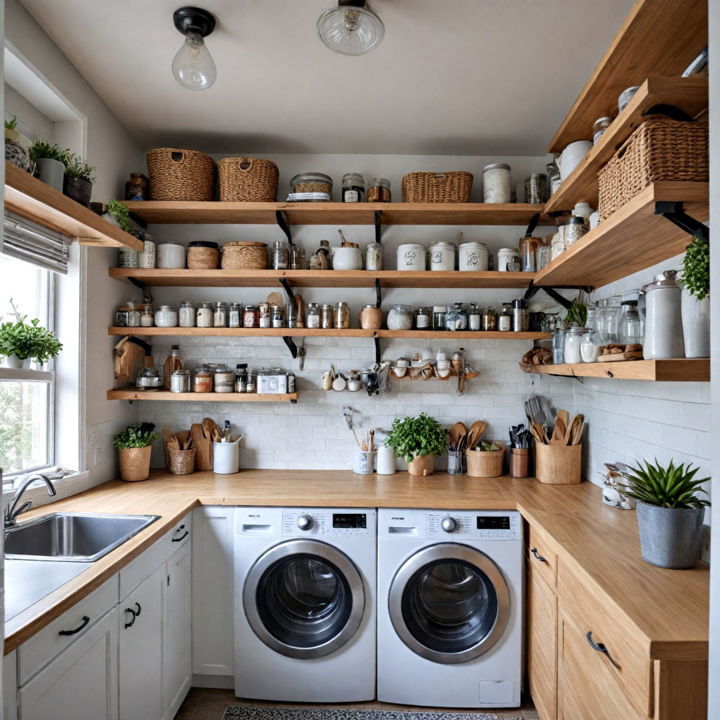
172 6 217 90
317 0 384 56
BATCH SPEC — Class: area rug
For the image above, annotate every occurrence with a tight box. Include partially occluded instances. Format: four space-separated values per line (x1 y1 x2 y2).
223 707 530 720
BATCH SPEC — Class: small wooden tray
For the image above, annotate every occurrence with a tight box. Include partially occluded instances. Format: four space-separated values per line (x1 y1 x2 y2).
597 351 643 362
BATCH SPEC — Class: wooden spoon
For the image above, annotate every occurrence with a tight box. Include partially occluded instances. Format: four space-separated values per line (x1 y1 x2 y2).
569 414 585 445
557 409 570 432
551 417 566 445
449 422 467 449
467 420 488 449
531 421 548 445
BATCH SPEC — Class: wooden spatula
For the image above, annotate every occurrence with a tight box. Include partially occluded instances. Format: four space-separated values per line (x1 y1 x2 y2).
449 422 467 449
551 417 566 445
569 414 585 445
467 420 488 449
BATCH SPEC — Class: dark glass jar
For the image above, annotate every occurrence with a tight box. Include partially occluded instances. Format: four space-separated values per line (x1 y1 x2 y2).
342 173 365 202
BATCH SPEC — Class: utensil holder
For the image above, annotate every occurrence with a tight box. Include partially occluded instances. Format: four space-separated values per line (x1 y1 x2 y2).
213 438 241 475
376 445 396 475
167 447 196 475
534 443 582 484
447 450 464 475
353 449 376 475
510 448 529 478
465 442 505 478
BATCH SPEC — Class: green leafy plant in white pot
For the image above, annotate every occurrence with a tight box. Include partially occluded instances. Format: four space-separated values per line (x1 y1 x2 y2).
621 459 710 569
385 412 447 477
28 140 70 193
113 423 159 482
680 234 710 358
0 301 63 368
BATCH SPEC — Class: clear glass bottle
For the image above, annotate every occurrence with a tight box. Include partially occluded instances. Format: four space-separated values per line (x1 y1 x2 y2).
271 240 289 270
498 303 512 332
468 303 481 331
213 301 228 328
519 236 538 272
552 328 566 363
585 301 597 333
196 301 213 328
306 302 320 329
228 302 242 328
366 242 383 271
482 306 498 331
619 297 643 345
605 296 623 344
179 300 195 327
595 298 609 343
334 301 350 329
163 345 183 390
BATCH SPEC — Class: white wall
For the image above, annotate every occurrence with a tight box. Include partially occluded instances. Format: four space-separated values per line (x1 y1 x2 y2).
4 81 52 141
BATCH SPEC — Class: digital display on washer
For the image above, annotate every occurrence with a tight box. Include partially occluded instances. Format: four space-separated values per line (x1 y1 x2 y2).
476 516 511 530
333 513 367 529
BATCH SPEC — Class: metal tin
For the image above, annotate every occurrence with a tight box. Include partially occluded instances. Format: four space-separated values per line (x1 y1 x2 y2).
214 365 235 393
170 369 191 393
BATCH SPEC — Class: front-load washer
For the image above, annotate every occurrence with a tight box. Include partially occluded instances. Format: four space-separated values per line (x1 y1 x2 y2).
377 508 523 708
235 507 376 702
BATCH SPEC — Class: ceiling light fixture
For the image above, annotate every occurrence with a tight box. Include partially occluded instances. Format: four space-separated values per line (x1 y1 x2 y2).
172 6 217 90
317 0 384 56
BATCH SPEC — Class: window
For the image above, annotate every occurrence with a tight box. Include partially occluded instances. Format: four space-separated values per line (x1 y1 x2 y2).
0 254 55 476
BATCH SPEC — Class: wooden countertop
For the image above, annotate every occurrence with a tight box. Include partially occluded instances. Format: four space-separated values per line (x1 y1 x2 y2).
4 470 709 660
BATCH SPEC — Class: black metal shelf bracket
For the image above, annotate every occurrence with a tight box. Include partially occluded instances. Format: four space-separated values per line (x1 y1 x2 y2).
276 209 293 246
524 280 592 309
282 336 298 359
374 210 383 245
374 336 382 365
654 201 709 243
375 278 382 308
279 277 295 304
128 277 147 291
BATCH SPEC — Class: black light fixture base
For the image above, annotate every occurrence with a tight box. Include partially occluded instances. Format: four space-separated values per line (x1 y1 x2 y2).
338 0 366 7
173 6 216 37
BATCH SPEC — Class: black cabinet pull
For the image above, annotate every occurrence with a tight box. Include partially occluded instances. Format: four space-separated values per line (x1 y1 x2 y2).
172 530 189 542
531 547 547 563
134 602 142 617
586 631 608 654
58 615 90 636
124 607 137 629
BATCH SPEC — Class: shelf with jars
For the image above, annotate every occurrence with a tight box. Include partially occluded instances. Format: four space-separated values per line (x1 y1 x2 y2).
106 390 298 402
526 358 709 382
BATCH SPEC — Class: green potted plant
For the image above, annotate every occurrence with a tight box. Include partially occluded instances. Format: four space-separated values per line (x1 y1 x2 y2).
0 300 63 368
105 198 134 233
621 459 710 569
385 412 447 476
62 152 95 206
112 423 159 482
5 116 31 172
28 140 70 192
680 234 710 358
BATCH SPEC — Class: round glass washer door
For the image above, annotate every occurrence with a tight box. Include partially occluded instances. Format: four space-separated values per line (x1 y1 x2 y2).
388 543 510 664
243 539 365 659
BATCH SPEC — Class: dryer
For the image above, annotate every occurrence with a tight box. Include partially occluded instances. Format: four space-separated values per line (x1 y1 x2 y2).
377 508 523 708
235 507 376 702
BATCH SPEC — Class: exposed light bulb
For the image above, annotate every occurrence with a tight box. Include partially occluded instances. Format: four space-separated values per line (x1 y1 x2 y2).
317 3 384 56
172 31 217 90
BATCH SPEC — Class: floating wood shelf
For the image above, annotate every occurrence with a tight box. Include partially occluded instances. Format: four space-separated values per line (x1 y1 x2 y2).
548 0 707 152
108 268 535 289
4 162 143 250
545 76 708 213
527 359 709 382
121 200 549 226
107 390 298 402
534 182 708 289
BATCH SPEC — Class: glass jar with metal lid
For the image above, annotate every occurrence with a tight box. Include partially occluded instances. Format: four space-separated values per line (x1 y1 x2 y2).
178 300 195 327
235 365 248 393
366 242 383 271
271 240 289 270
214 365 235 393
342 173 365 202
482 307 498 331
334 301 350 329
415 306 432 329
483 163 512 203
386 304 414 331
213 301 228 328
445 303 468 331
196 301 213 328
288 172 333 202
170 369 191 393
367 178 391 202
433 305 447 331
563 216 587 247
360 305 382 330
243 304 260 328
468 303 481 331
320 304 333 329
306 302 320 329
192 367 214 393
228 302 242 328
271 305 285 328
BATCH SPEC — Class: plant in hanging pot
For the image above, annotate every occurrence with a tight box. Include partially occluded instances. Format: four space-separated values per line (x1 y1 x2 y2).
621 459 710 569
679 234 710 358
28 140 70 192
385 412 447 476
0 301 63 368
112 423 159 482
62 153 95 206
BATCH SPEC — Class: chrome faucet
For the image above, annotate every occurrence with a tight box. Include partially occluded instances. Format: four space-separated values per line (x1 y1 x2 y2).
4 474 57 528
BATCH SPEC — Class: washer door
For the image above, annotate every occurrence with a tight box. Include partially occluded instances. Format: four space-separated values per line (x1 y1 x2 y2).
388 543 510 664
243 539 365 659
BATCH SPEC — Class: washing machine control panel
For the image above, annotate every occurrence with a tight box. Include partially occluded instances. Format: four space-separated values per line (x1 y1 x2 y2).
281 509 375 536
425 510 521 540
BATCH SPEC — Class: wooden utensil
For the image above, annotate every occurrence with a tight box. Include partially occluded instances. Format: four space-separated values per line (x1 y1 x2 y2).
550 417 566 445
449 422 467 449
569 414 585 446
531 421 548 445
557 409 570 431
192 422 214 471
467 420 488 449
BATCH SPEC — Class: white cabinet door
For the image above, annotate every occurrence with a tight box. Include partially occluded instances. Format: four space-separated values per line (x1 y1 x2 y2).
118 565 164 720
19 609 118 720
192 506 234 678
163 543 192 718
3 650 17 720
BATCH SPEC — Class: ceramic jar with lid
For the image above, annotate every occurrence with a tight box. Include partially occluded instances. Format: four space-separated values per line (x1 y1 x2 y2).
458 241 489 271
360 305 382 330
154 305 178 327
138 239 156 268
396 243 426 271
483 163 512 203
118 248 139 268
157 243 186 269
497 248 520 272
428 242 456 271
387 305 415 330
332 245 363 271
642 270 685 359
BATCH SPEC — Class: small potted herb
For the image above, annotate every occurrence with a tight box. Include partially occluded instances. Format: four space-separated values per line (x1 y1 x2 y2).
113 423 159 482
63 152 95 206
105 198 134 233
680 234 710 357
385 412 447 476
5 117 31 172
621 459 710 569
0 300 63 368
28 140 70 192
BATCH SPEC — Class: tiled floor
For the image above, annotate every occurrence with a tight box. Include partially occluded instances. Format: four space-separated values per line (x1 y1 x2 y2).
174 689 540 720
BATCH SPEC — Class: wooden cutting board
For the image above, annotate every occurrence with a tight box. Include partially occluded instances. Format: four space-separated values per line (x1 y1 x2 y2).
191 423 213 471
597 351 644 362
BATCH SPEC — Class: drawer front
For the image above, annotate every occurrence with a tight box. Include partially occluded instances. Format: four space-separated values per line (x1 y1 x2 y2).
559 610 643 720
19 574 119 686
528 524 558 589
559 563 651 717
527 566 557 720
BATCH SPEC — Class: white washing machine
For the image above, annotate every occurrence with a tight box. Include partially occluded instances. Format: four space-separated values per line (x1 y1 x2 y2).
377 508 523 708
235 507 376 702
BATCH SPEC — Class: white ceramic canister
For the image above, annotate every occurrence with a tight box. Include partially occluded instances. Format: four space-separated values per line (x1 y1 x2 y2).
497 247 520 272
157 243 186 269
138 239 156 268
458 242 489 271
558 140 593 180
642 270 685 359
428 241 456 271
331 246 363 271
213 438 242 474
681 288 710 358
483 163 512 203
376 445 396 475
396 243 426 271
353 449 376 475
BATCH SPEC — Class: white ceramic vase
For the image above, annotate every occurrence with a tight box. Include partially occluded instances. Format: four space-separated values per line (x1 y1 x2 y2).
681 289 710 358
2 355 32 369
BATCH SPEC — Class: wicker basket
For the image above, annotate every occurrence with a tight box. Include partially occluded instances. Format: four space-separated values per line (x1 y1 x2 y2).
598 117 708 220
167 447 196 475
146 147 216 201
401 171 473 203
221 241 268 270
218 157 279 201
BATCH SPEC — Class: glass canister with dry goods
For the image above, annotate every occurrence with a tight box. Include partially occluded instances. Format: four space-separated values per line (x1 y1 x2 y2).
342 173 365 202
360 305 382 330
193 367 214 393
320 304 333 329
367 178 391 202
307 303 320 329
334 301 350 329
288 172 333 202
214 365 235 393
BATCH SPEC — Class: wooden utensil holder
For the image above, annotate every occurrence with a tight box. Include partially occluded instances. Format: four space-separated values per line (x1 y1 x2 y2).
535 443 582 484
466 442 505 478
167 447 196 475
510 448 530 478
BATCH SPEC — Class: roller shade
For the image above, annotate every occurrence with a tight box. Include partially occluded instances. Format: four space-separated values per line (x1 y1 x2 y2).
2 210 71 274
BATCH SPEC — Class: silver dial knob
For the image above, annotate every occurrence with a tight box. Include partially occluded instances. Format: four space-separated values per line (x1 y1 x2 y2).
441 516 457 533
297 514 314 531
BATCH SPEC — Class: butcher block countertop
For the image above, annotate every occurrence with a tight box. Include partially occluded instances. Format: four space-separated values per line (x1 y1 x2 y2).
4 470 709 659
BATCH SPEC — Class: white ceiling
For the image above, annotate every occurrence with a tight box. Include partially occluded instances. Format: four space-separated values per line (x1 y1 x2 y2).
18 0 634 156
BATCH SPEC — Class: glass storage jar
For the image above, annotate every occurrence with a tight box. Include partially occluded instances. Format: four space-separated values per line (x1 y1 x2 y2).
387 304 415 331
433 305 447 331
563 216 587 247
213 302 228 328
126 301 141 327
154 304 177 327
193 367 214 393
306 303 320 329
483 163 512 203
289 244 305 270
178 300 195 327
415 306 432 329
196 301 213 328
482 307 498 331
366 242 383 271
271 240 289 270
580 330 600 362
524 173 549 204
445 303 468 331
564 326 588 364
140 304 154 327
271 305 285 328
342 173 365 202
170 369 191 393
286 301 297 329
288 172 333 202
468 303 481 331
519 236 538 272
334 301 350 329
360 305 382 330
552 328 566 363
498 303 512 332
243 304 260 328
228 302 242 328
367 178 391 202
320 304 333 329
214 365 235 393
619 295 643 345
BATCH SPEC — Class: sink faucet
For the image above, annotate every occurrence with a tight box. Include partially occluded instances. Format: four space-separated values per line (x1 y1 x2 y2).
4 474 57 528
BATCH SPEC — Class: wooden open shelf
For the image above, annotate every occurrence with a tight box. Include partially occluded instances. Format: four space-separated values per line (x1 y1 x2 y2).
545 76 708 213
4 162 143 250
535 182 707 289
107 390 298 402
108 268 535 289
548 0 707 152
122 200 549 226
527 359 709 382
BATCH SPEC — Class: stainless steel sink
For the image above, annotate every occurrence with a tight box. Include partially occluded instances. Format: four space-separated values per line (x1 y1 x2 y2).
5 512 160 562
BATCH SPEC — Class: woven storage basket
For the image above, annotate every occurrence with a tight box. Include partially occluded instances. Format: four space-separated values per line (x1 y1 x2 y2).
218 157 279 201
221 241 268 270
598 117 708 220
146 147 216 201
402 171 473 203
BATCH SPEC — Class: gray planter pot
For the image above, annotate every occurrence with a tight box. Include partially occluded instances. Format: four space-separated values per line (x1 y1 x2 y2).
636 502 704 569
63 175 93 206
36 157 65 192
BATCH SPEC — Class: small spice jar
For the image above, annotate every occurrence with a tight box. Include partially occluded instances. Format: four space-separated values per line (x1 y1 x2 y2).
187 241 219 269
482 307 498 331
524 173 549 204
214 365 235 393
271 305 285 328
468 303 481 331
154 304 177 327
213 302 228 328
235 365 248 393
342 173 365 202
170 369 191 393
320 304 333 329
433 305 447 331
258 303 271 328
498 303 512 332
360 305 383 330
246 370 256 393
483 163 512 203
192 367 214 393
126 301 141 328
178 301 195 327
228 302 242 328
243 304 260 328
306 303 320 329
140 304 154 327
366 242 384 271
563 216 587 247
415 306 432 330
196 301 213 328
334 301 350 329
367 178 391 203
271 240 289 270
512 299 528 332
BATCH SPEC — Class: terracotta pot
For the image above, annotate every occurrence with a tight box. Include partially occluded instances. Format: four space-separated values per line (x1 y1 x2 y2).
118 445 152 482
408 454 435 476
